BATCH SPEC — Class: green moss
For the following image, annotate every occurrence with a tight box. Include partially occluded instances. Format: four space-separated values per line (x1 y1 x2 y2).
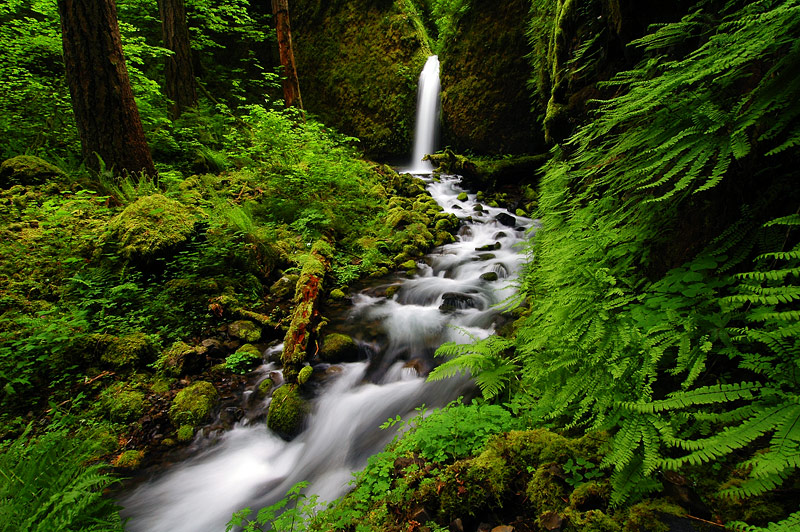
101 332 157 371
0 155 65 187
169 381 219 427
320 332 359 363
228 320 262 342
108 194 198 262
623 499 686 532
329 288 346 300
113 449 144 469
98 382 145 424
297 365 313 385
176 424 195 442
266 384 308 439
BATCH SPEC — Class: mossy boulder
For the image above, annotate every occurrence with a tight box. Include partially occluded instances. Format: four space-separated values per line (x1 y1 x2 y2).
228 320 262 342
297 365 313 385
0 155 65 188
98 383 145 424
100 332 157 370
112 449 144 469
270 274 299 298
319 332 360 363
169 381 219 427
156 341 204 377
266 384 308 439
108 194 198 263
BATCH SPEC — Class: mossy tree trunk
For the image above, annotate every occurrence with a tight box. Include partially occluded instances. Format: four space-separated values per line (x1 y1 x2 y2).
271 0 303 110
158 0 197 119
56 0 156 177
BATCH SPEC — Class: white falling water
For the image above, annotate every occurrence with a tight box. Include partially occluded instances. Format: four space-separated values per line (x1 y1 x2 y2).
408 55 441 173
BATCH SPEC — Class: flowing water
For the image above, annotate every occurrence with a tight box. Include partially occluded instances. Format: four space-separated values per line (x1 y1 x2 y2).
119 56 534 532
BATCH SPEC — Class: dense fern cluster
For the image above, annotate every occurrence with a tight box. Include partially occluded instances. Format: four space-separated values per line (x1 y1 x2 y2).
434 0 800 527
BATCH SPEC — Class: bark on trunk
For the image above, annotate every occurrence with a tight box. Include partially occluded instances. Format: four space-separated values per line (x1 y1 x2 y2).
158 0 198 119
57 0 156 177
271 0 303 110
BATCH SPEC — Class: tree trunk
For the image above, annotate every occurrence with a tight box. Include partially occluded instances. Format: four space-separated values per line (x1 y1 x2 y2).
158 0 197 119
271 0 303 110
57 0 156 177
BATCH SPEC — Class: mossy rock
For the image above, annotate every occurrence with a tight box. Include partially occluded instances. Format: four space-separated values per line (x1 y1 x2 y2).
176 425 196 442
228 320 262 342
0 155 65 188
169 381 219 427
329 288 347 300
319 332 360 363
113 449 144 469
266 384 309 439
297 365 313 385
270 274 299 298
98 383 145 424
399 259 417 271
457 192 469 201
156 341 203 377
108 194 198 263
101 332 157 370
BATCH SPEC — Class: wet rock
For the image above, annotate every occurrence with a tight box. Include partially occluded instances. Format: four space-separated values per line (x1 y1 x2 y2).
475 253 496 261
219 407 244 428
473 204 484 212
329 288 346 300
200 338 224 358
495 212 517 227
475 242 501 251
319 333 360 363
157 341 205 377
492 231 508 239
451 204 462 210
480 272 499 282
404 358 428 376
0 155 65 187
457 192 468 201
270 274 299 298
228 320 262 342
440 292 476 313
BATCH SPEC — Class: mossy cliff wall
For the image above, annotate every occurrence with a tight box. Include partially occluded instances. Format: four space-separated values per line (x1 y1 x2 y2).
292 0 430 160
439 0 541 156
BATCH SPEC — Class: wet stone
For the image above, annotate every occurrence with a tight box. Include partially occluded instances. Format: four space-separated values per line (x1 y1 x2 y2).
495 212 516 227
439 292 477 313
480 272 499 282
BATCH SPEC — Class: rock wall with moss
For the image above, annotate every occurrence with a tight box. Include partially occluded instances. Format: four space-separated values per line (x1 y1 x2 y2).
439 0 542 155
292 0 430 160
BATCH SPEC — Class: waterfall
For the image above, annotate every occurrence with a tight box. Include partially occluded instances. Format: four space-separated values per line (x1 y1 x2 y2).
408 55 441 173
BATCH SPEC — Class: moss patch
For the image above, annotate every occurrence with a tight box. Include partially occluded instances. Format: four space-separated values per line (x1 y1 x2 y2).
319 332 360 363
169 381 219 427
0 155 65 187
266 384 308 439
107 194 198 263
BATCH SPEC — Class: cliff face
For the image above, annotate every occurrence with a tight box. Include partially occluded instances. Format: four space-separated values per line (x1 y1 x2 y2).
292 0 430 160
439 0 542 155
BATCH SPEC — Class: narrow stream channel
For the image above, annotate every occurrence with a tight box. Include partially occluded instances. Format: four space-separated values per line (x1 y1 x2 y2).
119 56 535 532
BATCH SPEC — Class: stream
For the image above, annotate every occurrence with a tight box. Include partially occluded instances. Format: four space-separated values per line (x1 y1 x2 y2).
119 56 535 532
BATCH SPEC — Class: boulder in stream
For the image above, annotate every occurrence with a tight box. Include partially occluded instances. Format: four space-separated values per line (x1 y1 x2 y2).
495 212 517 227
439 292 477 313
319 333 360 363
267 384 308 440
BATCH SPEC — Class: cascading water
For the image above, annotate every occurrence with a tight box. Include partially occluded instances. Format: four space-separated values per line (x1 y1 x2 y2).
408 55 440 173
119 55 534 532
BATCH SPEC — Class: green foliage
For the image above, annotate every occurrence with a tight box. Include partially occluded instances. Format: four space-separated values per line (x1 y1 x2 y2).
429 334 518 400
227 481 319 532
429 0 471 51
0 423 124 531
226 344 262 374
384 398 519 463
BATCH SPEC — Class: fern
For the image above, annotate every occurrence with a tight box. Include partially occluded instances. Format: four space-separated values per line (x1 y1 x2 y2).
428 335 517 400
730 510 800 532
0 423 123 532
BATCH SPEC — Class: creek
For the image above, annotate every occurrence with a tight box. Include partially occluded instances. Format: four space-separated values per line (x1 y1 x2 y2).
119 56 535 532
